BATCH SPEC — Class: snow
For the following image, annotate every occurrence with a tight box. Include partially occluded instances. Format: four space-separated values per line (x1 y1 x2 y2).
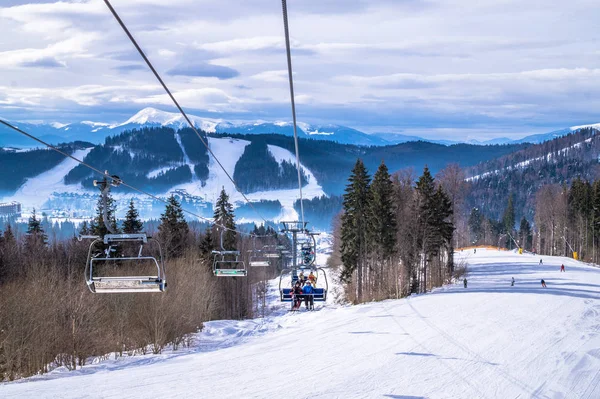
570 122 600 131
1 148 93 209
146 165 180 179
2 249 600 398
120 107 221 133
174 131 197 179
171 138 326 223
467 136 597 181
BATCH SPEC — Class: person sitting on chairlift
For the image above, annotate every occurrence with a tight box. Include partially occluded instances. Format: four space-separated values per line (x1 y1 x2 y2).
292 282 303 310
308 271 317 286
298 271 306 285
303 281 315 310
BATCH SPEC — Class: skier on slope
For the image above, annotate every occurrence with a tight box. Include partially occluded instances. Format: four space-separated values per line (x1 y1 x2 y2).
541 279 547 288
511 277 515 286
463 278 468 288
560 264 565 272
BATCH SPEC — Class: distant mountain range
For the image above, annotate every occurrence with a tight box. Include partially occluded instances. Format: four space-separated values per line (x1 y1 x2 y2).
1 107 599 148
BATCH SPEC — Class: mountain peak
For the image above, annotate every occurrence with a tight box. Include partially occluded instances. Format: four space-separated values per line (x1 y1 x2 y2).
122 107 179 126
120 107 221 133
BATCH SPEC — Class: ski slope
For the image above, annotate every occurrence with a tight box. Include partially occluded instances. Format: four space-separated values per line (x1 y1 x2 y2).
2 249 600 398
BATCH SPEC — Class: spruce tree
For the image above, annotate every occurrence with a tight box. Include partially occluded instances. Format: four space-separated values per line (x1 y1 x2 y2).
158 195 189 258
518 217 532 251
199 227 214 256
502 194 516 248
91 190 119 236
369 161 397 259
25 208 47 249
79 221 90 236
415 166 454 292
340 159 371 302
468 208 483 245
122 199 143 234
213 187 236 251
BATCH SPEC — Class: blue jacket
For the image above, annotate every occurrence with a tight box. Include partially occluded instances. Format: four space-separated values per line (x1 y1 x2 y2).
303 285 314 294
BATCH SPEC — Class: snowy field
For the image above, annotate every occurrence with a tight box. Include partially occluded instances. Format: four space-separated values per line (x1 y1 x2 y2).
2 249 600 398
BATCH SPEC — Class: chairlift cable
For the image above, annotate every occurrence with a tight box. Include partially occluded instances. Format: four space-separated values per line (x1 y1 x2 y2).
281 0 305 227
102 0 269 227
0 118 272 238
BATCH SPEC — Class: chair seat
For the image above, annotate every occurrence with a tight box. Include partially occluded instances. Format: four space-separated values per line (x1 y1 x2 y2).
89 277 165 293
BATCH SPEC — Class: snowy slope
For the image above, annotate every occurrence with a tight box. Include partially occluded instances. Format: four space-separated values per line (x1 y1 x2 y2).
2 249 599 398
6 148 93 209
169 137 326 223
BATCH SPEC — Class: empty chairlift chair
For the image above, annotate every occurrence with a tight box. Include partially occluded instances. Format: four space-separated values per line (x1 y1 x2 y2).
247 235 270 267
212 229 247 276
86 233 166 293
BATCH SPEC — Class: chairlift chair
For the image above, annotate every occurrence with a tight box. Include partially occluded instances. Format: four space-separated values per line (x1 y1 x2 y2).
212 229 246 276
84 175 166 293
279 267 328 303
85 233 166 293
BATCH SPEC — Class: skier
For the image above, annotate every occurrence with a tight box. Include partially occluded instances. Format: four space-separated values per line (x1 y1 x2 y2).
539 259 543 265
541 279 547 288
303 281 315 310
474 248 476 254
560 264 565 272
463 278 468 288
511 277 515 286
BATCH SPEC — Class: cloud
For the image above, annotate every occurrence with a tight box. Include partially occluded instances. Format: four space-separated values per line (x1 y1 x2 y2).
113 64 146 73
167 63 239 79
133 88 244 113
250 70 288 83
2 0 600 140
19 56 65 68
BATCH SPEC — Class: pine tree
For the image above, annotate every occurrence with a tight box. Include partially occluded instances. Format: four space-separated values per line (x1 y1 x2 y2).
158 195 189 258
502 194 516 248
369 161 397 259
468 208 483 245
25 208 47 249
122 200 143 234
199 227 214 257
91 190 119 236
518 217 532 251
340 159 371 302
414 166 453 292
79 221 90 236
213 187 236 251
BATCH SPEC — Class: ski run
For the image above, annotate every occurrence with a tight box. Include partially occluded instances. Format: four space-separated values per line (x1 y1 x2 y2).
1 248 600 398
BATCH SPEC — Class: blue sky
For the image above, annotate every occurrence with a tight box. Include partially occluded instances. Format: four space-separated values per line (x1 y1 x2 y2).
1 0 600 141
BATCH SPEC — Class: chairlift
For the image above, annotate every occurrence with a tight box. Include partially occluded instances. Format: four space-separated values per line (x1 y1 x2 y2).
85 233 166 293
279 267 328 303
212 228 246 276
246 235 271 267
82 175 167 293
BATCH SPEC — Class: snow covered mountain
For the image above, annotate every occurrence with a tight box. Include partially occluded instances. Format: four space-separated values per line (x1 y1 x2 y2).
0 108 388 147
1 248 598 398
0 130 326 224
3 107 600 147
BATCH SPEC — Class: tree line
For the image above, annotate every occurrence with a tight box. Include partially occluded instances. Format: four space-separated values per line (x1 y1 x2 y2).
333 160 455 303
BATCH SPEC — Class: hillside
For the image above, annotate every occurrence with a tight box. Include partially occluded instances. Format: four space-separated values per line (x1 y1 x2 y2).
465 127 600 221
0 128 524 225
1 249 598 398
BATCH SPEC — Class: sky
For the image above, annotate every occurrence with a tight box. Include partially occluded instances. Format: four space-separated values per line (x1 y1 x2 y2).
1 0 600 141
